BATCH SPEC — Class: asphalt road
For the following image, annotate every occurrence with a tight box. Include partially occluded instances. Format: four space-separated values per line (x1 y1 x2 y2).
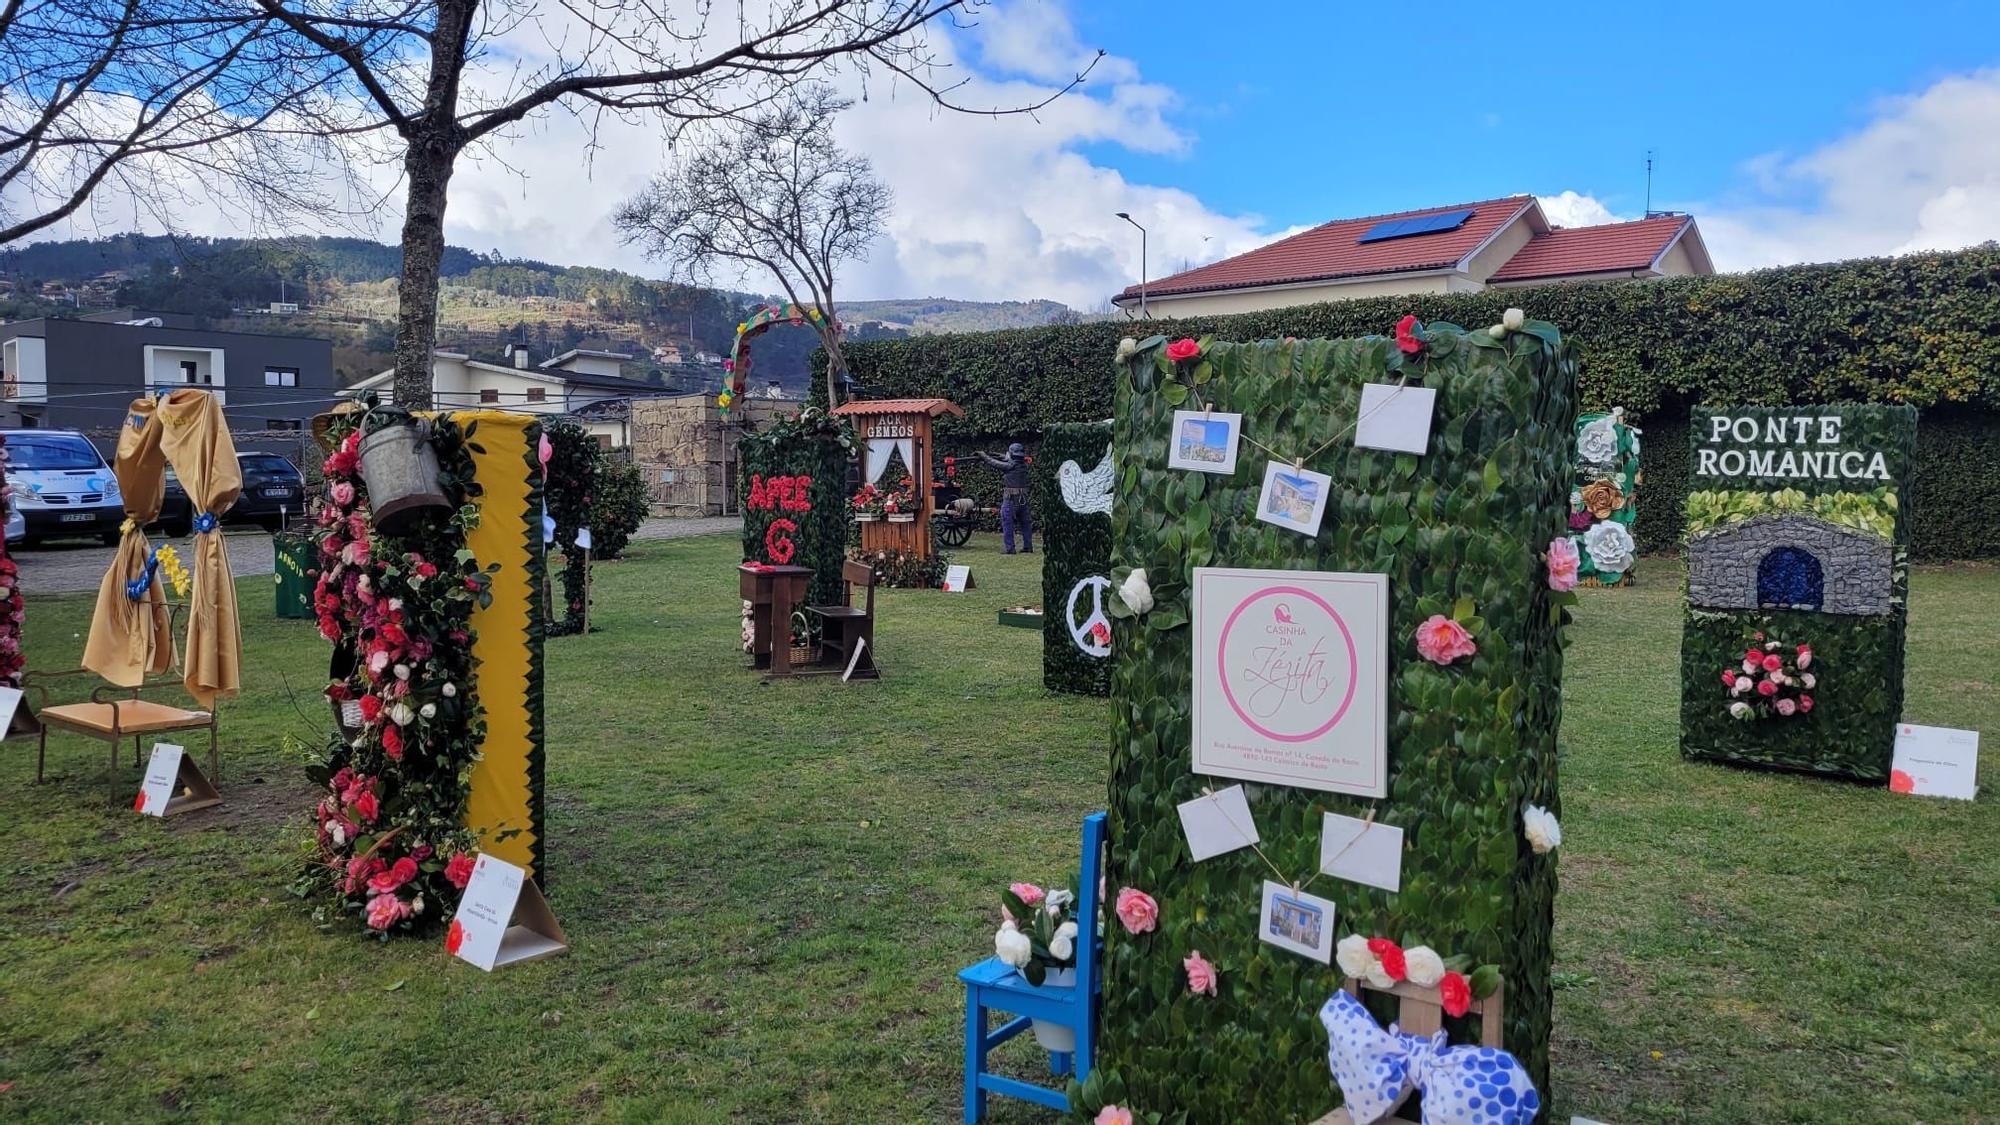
13 516 744 595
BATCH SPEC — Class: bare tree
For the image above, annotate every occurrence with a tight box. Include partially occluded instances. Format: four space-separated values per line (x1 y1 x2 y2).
613 87 885 407
3 0 1100 407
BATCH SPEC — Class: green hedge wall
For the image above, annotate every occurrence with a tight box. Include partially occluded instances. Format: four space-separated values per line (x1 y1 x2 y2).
738 412 855 608
1102 326 1574 1119
1678 405 1915 779
833 247 2000 560
1033 421 1113 696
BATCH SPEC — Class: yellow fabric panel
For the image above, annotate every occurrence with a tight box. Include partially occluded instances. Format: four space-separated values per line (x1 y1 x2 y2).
453 411 545 880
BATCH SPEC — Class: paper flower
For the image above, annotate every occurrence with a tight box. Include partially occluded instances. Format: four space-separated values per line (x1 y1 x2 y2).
1579 478 1624 519
1394 315 1425 355
1546 537 1580 591
1118 568 1154 615
1583 520 1636 574
1336 933 1376 979
1049 921 1079 961
1438 970 1472 1018
1523 804 1562 854
1403 945 1446 988
994 920 1032 968
1504 307 1525 331
1577 417 1621 465
1114 887 1158 934
1184 950 1219 996
1415 614 1477 665
1366 938 1407 982
1115 337 1139 362
1165 337 1202 362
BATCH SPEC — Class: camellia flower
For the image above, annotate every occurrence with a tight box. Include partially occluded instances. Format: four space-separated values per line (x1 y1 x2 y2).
1046 888 1075 912
1800 672 1816 689
1402 945 1446 988
353 789 380 824
1522 804 1562 854
1438 970 1472 1018
1775 698 1798 716
1049 921 1079 962
1415 614 1477 665
1115 337 1139 362
994 920 1032 968
1010 882 1045 908
1503 307 1525 332
445 852 477 889
1757 680 1778 697
1394 314 1424 355
1730 701 1754 720
1335 934 1376 980
1118 569 1154 615
367 856 419 895
1114 887 1159 934
1366 938 1407 983
1546 537 1580 591
1761 654 1783 673
1796 644 1813 669
1095 1107 1135 1125
389 701 415 726
1799 694 1815 713
364 893 411 931
1184 950 1219 996
1165 337 1202 362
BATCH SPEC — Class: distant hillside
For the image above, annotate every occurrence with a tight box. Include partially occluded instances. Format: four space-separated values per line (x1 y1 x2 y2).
841 297 1077 334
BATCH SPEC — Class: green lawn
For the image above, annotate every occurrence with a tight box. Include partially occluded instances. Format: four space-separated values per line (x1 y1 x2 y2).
0 535 1994 1122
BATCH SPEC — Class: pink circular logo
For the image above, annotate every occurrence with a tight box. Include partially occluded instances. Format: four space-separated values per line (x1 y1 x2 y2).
1217 585 1359 743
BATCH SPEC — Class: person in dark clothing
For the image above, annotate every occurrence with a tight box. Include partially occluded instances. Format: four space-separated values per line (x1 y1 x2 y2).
979 442 1034 554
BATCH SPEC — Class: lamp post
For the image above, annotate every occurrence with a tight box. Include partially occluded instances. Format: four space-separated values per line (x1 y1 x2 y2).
1115 211 1147 318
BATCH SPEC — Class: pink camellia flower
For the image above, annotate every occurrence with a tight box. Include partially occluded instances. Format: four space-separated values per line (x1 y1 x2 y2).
1546 537 1580 591
1757 680 1778 697
445 851 477 889
1796 644 1813 669
1114 887 1159 934
364 893 411 931
1095 1108 1134 1125
1184 950 1218 996
367 856 419 895
1761 654 1783 673
1721 669 1737 687
1775 698 1798 716
1010 882 1045 907
331 481 355 507
1798 694 1814 713
1415 614 1477 665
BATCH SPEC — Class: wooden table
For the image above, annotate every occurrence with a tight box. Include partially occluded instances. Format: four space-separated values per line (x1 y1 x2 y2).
739 564 814 677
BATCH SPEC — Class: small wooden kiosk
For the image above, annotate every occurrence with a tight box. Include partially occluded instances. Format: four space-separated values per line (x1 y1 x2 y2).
833 397 963 561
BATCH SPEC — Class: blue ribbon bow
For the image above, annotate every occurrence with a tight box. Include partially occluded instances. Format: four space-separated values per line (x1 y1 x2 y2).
1320 989 1539 1125
193 511 218 534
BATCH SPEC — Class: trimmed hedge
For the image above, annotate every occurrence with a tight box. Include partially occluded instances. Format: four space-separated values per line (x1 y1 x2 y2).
1033 421 1112 695
738 410 855 608
1102 327 1573 1117
834 247 2000 560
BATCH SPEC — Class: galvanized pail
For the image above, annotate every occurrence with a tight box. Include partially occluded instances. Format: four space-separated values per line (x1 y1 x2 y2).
356 410 450 536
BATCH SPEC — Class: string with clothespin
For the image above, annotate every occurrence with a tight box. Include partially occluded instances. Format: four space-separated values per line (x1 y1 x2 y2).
1194 784 1378 897
1182 340 1427 475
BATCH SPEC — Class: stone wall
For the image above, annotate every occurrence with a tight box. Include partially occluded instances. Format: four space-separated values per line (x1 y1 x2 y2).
1687 514 1892 615
628 395 792 517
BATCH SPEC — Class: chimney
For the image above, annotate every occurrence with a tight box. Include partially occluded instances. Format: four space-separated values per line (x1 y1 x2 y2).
507 341 529 368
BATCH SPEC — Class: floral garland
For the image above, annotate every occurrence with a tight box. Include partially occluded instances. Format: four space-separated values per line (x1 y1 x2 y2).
1721 632 1818 720
298 418 496 937
1334 934 1500 1019
0 436 21 689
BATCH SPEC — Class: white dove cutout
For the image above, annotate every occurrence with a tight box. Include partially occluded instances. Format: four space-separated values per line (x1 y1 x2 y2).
1057 445 1114 514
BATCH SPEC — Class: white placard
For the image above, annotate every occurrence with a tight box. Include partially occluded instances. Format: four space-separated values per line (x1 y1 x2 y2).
1891 723 1980 801
1318 812 1403 893
1256 462 1333 537
136 743 185 817
1192 567 1389 797
1354 383 1438 455
0 685 21 738
1258 879 1335 962
1168 410 1243 475
1176 785 1259 862
942 565 972 593
446 854 567 971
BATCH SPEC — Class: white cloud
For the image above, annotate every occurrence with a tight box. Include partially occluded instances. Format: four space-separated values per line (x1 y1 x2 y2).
1535 190 1624 229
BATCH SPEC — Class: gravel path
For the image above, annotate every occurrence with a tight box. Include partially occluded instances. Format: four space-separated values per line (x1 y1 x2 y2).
16 516 743 596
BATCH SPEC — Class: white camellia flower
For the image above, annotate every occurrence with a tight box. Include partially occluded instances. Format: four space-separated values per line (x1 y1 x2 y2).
1583 520 1636 574
442 682 457 698
1118 568 1154 615
1730 701 1754 720
1046 888 1075 912
1733 678 1753 696
1801 672 1816 689
420 703 437 720
1488 323 1507 339
1523 804 1562 854
389 702 415 727
411 895 425 916
330 824 346 846
1049 920 1079 961
1403 945 1446 988
388 597 403 612
1115 337 1139 362
1335 934 1377 980
394 664 411 681
1504 308 1526 332
1576 417 1621 466
995 921 1032 968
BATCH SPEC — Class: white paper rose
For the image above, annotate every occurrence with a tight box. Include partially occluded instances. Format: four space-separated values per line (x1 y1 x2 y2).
1335 934 1376 979
1403 945 1446 987
1583 520 1636 574
1523 804 1562 854
1115 337 1139 362
1046 888 1075 912
1504 308 1525 332
1118 568 1154 615
1049 920 1079 961
1577 417 1621 466
1363 959 1398 990
995 921 1032 968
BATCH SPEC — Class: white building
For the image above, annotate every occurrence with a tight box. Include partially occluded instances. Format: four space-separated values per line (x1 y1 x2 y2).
343 344 651 447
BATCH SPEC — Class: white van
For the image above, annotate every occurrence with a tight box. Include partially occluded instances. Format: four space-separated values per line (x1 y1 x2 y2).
4 429 123 546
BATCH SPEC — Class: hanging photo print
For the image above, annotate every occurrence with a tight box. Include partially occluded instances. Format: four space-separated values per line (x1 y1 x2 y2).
1258 879 1335 962
1167 410 1243 475
1255 462 1333 537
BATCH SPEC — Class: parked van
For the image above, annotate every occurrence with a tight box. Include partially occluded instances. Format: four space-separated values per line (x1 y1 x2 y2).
3 429 123 546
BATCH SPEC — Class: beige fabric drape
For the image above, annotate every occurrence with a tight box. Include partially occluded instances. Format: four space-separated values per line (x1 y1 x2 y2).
157 389 242 707
82 398 170 686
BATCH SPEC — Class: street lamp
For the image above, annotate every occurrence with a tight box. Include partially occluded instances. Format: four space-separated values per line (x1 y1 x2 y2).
1115 211 1147 318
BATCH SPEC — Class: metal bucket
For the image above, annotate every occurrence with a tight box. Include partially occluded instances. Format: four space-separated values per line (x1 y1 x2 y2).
356 410 449 536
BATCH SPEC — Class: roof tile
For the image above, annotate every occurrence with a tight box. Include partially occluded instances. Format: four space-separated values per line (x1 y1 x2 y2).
1489 215 1691 282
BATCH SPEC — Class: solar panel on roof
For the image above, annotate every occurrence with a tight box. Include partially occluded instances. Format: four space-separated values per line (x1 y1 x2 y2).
1357 208 1476 244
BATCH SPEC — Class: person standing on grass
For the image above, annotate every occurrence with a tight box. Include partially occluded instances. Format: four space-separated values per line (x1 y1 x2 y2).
979 442 1034 554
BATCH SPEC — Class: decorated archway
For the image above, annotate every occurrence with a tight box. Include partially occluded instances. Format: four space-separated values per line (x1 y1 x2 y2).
718 302 833 418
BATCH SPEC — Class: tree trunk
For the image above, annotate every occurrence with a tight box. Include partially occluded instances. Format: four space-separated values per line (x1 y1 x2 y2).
390 134 457 409
818 317 846 410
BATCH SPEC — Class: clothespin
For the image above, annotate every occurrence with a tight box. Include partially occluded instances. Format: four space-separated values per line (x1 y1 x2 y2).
1293 457 1304 472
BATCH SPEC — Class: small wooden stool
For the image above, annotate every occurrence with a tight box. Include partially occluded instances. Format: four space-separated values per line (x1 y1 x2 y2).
1313 975 1506 1125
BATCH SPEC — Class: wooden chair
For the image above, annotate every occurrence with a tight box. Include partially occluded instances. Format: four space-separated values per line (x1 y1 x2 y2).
1313 974 1507 1125
21 604 220 785
806 558 880 679
958 811 1106 1122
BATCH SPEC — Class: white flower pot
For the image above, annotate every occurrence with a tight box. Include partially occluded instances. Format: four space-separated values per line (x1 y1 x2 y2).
1030 967 1077 1053
887 513 916 523
853 514 879 523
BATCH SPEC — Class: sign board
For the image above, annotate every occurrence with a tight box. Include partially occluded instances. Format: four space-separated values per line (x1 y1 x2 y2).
132 742 220 817
1191 567 1388 797
1890 724 1980 801
0 685 24 738
1353 383 1437 455
942 565 973 592
446 853 568 971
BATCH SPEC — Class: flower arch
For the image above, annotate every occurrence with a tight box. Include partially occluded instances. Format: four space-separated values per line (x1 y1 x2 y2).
718 302 834 417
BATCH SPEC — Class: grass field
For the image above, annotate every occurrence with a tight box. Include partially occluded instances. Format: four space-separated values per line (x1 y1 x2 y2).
0 534 1994 1122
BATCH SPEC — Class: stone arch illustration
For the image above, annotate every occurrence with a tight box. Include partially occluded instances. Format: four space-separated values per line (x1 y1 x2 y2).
1687 513 1891 615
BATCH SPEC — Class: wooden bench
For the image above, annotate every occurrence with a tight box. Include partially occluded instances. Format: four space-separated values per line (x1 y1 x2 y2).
806 558 880 679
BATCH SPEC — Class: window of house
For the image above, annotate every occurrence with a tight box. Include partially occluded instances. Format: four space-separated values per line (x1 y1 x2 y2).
180 360 199 383
479 388 499 404
595 434 612 450
526 387 546 403
264 367 299 387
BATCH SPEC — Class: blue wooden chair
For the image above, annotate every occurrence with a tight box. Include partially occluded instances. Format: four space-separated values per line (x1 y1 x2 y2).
959 810 1107 1122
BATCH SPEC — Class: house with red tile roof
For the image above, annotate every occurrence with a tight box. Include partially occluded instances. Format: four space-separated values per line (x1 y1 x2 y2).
1112 196 1711 317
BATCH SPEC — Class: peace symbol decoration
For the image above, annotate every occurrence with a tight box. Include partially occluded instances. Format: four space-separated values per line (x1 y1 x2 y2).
1067 575 1112 658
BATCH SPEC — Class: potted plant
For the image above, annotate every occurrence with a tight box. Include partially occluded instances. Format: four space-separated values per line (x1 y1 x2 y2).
851 483 885 523
885 475 918 522
994 880 1083 1051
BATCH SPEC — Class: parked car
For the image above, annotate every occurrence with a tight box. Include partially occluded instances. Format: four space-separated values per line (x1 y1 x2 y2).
156 451 307 535
5 503 23 545
1 429 123 546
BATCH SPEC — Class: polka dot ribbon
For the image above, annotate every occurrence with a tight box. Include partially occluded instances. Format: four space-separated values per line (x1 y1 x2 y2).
1319 989 1540 1124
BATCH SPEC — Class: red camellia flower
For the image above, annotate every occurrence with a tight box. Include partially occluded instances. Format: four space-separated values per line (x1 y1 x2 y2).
353 789 380 824
1165 337 1201 362
1761 654 1783 672
1798 694 1814 713
1744 648 1763 664
1438 970 1472 1017
445 851 476 889
1720 670 1736 686
367 856 419 895
1394 315 1425 355
1757 679 1778 697
1366 937 1408 981
357 694 383 723
381 724 404 761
